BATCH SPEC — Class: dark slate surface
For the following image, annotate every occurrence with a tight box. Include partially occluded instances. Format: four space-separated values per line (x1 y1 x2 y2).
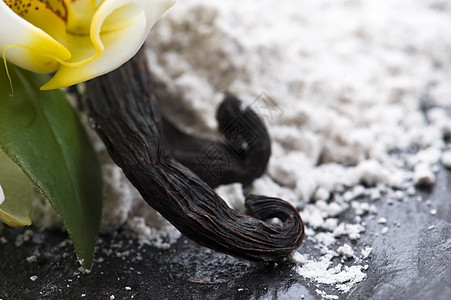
0 166 450 300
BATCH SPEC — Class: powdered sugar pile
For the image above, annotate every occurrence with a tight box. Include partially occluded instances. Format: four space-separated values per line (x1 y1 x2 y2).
143 0 451 296
15 0 451 297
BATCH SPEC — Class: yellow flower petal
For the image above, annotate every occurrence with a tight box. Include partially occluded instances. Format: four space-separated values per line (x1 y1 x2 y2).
0 151 33 228
41 0 175 89
4 0 67 41
64 0 99 35
0 208 32 228
0 2 71 73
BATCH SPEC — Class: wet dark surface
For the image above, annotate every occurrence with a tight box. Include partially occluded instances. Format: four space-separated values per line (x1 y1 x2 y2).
0 166 450 300
353 166 451 300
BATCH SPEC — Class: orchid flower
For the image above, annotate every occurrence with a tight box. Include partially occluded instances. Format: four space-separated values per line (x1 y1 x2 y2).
0 0 175 90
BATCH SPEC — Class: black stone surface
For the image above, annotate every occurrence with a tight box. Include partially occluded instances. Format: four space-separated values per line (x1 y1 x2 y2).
0 166 450 300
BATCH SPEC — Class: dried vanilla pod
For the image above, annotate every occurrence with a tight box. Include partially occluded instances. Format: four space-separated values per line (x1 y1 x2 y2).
162 93 270 187
85 49 304 261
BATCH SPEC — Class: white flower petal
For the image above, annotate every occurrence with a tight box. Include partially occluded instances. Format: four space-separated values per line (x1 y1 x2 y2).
41 0 175 89
0 2 70 73
0 184 4 205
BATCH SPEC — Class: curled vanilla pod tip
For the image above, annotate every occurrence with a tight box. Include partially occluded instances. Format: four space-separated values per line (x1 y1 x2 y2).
84 49 304 261
162 92 270 188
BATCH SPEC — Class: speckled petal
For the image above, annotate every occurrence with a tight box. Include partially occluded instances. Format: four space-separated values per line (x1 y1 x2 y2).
42 0 175 90
0 2 70 73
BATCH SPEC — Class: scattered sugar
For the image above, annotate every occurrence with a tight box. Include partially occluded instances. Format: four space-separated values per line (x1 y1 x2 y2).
333 223 366 241
317 201 346 218
322 219 339 232
368 205 379 214
290 251 307 265
337 244 355 259
361 247 373 259
314 187 331 202
352 202 370 216
297 254 366 293
2 0 450 297
377 217 388 225
413 164 436 186
442 151 451 168
316 232 338 247
123 217 181 249
315 289 339 300
26 256 37 263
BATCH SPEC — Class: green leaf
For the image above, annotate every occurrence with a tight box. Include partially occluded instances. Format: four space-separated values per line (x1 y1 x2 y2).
0 65 103 269
0 150 33 228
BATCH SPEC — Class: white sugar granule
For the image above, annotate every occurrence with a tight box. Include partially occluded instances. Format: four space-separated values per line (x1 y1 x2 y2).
322 219 339 232
352 202 370 216
290 251 307 265
314 187 331 202
316 232 337 247
315 289 339 300
26 256 37 263
442 151 451 168
361 247 373 259
333 223 366 241
378 217 388 225
337 244 355 259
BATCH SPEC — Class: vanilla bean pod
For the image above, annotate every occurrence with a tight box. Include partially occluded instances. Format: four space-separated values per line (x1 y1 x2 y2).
85 50 304 261
162 93 270 187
